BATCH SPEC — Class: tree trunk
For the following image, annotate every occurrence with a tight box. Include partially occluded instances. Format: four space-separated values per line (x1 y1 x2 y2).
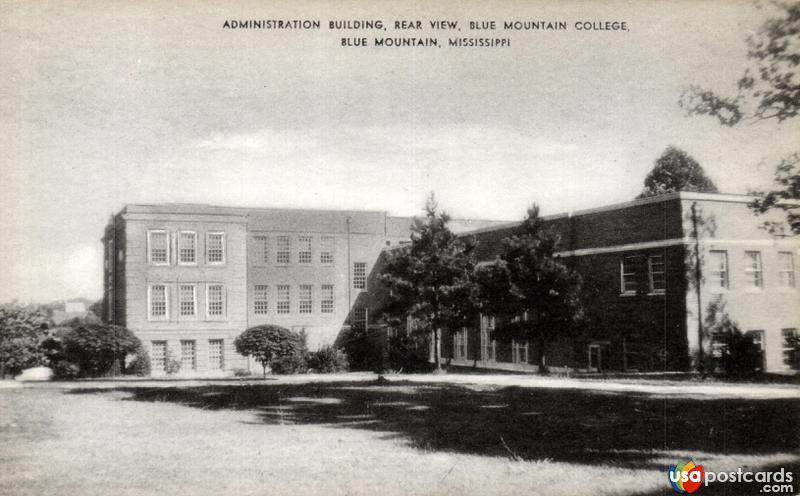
537 334 548 375
262 362 267 378
434 328 442 370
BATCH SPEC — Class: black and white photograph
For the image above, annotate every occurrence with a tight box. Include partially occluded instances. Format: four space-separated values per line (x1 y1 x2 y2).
1 1 799 495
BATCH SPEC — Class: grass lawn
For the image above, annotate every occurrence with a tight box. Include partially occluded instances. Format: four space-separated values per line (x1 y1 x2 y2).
1 376 798 496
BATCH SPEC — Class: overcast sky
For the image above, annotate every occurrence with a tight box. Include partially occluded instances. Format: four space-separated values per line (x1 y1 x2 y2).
1 0 798 303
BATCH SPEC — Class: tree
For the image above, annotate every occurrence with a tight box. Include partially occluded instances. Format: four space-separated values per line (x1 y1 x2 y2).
680 1 799 233
380 193 477 370
234 325 301 377
61 324 141 377
703 301 763 377
474 205 583 374
0 304 49 378
637 146 719 198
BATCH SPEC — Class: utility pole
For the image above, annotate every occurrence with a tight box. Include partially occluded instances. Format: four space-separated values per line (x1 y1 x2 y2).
690 202 704 373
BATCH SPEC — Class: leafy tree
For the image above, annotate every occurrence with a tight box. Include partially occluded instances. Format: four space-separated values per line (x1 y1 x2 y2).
0 304 49 378
703 301 763 377
61 324 141 377
680 1 799 233
474 205 583 374
637 146 718 198
380 193 477 370
234 324 301 376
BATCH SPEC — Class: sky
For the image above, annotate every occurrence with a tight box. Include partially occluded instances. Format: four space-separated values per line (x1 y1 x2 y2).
1 0 798 303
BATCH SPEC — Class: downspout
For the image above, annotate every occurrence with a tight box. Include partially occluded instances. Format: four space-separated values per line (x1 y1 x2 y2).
690 202 704 373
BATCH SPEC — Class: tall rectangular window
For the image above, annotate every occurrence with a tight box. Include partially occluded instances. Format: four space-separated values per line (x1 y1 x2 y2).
148 284 168 320
148 230 169 265
353 262 367 290
453 328 467 360
179 284 196 317
778 252 795 288
206 232 225 264
180 340 196 371
298 236 312 264
276 236 290 264
481 316 496 361
648 254 666 294
277 285 290 314
151 341 166 372
254 285 269 315
299 284 312 314
206 284 225 317
512 340 529 364
320 284 334 313
253 236 269 265
620 256 638 294
320 236 335 265
708 250 729 291
208 339 224 371
178 231 196 264
352 307 367 332
744 251 763 289
782 328 798 370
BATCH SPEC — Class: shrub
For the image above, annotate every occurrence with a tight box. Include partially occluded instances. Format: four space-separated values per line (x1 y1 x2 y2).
232 368 250 377
164 348 181 375
51 360 80 379
234 325 302 377
0 304 49 378
704 301 762 378
125 346 151 377
271 353 308 375
307 346 349 373
61 324 141 378
386 333 431 373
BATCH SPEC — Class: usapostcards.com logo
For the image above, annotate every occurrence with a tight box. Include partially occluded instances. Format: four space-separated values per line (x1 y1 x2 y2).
668 460 704 494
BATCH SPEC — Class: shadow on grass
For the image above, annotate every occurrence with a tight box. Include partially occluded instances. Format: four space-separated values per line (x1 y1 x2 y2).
69 381 800 470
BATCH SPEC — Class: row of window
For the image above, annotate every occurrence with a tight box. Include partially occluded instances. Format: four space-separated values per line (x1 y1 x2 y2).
707 250 795 291
253 284 335 315
454 322 529 364
252 235 336 266
620 254 666 295
148 283 226 320
148 230 226 265
150 339 224 372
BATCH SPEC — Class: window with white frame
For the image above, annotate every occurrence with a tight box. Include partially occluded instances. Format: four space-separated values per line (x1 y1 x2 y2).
778 252 795 288
276 236 290 264
151 341 166 372
148 230 169 265
178 231 196 264
708 250 729 291
352 306 367 332
453 328 468 360
320 284 334 313
782 328 798 370
512 340 529 364
277 285 290 314
179 284 196 317
208 339 224 371
253 236 269 265
299 284 312 314
180 340 196 371
648 254 666 294
480 315 496 361
620 256 639 294
254 285 269 315
298 236 312 264
320 236 335 265
206 232 225 264
744 251 763 289
148 284 168 320
206 284 225 317
353 262 367 290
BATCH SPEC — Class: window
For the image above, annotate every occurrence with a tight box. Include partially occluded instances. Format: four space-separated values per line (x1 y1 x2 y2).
298 236 312 264
151 341 166 372
206 232 225 264
648 254 666 294
453 328 467 360
253 236 269 265
276 236 290 264
180 340 196 371
206 284 225 317
320 236 335 264
352 307 367 332
320 284 334 313
148 230 169 265
481 315 496 361
208 339 224 371
778 252 795 288
353 262 367 290
179 284 196 317
782 328 798 370
254 285 269 315
746 330 765 371
512 340 529 364
299 284 312 314
178 231 196 264
620 255 638 294
708 250 729 291
148 284 168 320
277 285 290 314
744 251 763 289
